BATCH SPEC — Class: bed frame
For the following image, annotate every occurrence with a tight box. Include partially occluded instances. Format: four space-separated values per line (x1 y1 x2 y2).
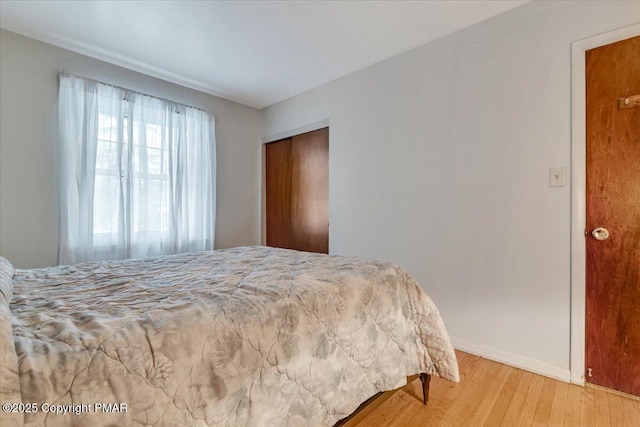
334 373 430 426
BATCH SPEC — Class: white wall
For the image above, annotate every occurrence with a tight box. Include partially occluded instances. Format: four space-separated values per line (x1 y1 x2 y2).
262 1 640 378
0 30 262 268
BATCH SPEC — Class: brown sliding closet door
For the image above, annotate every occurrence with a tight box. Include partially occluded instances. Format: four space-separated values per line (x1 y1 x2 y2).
265 137 292 250
265 127 328 254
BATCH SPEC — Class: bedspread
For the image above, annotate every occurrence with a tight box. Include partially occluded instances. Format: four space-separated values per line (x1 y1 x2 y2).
1 246 458 426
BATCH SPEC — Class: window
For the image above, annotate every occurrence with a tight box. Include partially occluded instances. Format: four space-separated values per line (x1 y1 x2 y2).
94 111 172 244
58 74 216 264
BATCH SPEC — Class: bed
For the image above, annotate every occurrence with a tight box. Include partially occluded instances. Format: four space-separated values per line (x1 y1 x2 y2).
0 246 459 427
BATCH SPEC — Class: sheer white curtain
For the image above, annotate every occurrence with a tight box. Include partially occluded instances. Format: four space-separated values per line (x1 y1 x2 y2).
58 74 216 264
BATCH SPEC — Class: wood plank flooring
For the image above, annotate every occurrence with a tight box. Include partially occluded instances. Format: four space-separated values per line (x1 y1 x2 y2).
349 351 640 427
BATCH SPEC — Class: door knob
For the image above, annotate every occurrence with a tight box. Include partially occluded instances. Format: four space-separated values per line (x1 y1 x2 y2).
591 227 610 241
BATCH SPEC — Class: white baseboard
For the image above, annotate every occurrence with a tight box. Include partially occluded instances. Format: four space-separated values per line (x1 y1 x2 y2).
450 336 571 383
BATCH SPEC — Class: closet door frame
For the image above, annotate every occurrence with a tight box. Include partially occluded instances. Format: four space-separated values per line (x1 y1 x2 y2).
261 120 330 249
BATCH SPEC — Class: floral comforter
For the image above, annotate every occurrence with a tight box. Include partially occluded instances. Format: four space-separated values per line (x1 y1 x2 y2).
0 246 458 426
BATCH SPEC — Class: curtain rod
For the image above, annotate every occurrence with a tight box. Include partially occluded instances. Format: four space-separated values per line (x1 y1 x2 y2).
59 70 211 115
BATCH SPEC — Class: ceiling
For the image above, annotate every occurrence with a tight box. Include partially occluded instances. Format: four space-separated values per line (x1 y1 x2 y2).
0 0 530 109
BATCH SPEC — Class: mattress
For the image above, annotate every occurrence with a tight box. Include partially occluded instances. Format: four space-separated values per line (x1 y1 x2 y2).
0 246 459 426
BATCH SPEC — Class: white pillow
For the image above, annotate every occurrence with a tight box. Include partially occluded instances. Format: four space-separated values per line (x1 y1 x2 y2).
0 256 15 304
0 256 22 427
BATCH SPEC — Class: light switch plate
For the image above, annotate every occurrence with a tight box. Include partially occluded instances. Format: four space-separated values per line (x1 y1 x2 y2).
549 167 567 187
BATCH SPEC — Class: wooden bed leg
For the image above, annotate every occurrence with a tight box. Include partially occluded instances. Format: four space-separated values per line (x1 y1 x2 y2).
420 373 430 405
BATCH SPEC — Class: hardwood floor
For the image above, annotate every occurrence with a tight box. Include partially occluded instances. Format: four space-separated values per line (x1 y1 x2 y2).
349 351 640 427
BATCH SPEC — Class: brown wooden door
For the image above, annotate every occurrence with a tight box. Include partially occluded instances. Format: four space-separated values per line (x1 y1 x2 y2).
290 128 329 253
265 128 329 253
585 35 640 396
265 137 292 250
